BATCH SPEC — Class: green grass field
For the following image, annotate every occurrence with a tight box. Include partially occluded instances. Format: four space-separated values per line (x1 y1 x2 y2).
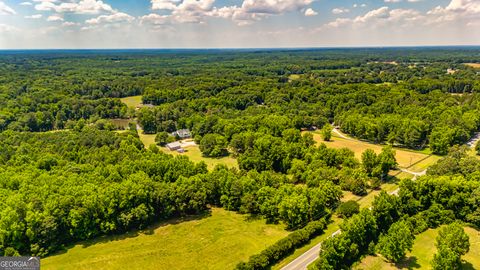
137 132 156 148
42 208 288 270
354 226 480 270
120 95 143 108
159 145 238 169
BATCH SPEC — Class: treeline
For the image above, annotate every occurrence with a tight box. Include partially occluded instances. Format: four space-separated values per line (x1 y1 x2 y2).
0 127 357 257
313 146 480 269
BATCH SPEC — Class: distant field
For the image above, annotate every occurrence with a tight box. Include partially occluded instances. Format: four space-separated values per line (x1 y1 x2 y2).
137 131 156 148
464 63 480 69
288 74 301 81
309 131 435 171
120 95 143 108
354 226 480 270
42 208 288 270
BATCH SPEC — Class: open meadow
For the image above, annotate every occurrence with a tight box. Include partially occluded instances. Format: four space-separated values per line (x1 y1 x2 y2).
159 144 238 169
120 95 143 108
42 208 288 270
354 226 480 270
464 63 480 69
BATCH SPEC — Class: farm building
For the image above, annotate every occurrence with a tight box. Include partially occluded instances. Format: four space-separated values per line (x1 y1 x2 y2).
171 129 191 139
166 142 182 151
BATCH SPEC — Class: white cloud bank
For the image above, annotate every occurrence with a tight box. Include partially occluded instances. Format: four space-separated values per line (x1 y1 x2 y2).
0 1 16 15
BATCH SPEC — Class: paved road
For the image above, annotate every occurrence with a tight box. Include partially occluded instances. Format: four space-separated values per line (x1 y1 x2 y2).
280 230 341 270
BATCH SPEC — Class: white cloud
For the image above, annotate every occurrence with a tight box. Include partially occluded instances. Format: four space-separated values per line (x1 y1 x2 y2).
47 14 64 21
332 8 350 14
147 0 315 26
240 0 313 15
0 23 17 33
325 6 423 28
0 1 16 15
426 0 480 24
86 12 134 24
20 2 33 6
35 0 114 14
384 0 402 3
140 13 171 26
62 21 79 26
151 0 181 10
25 14 43 19
304 8 317 16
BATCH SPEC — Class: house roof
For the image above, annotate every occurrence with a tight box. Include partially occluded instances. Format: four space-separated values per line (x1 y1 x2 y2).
166 142 181 148
173 129 191 137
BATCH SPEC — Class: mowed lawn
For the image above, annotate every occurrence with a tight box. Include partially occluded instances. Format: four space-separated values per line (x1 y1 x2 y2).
159 145 238 169
309 132 436 170
120 95 143 108
354 226 480 270
42 208 288 270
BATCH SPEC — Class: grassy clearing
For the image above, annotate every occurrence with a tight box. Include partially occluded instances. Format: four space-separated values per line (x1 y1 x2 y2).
288 74 301 82
356 182 399 209
354 226 480 270
137 132 156 148
120 95 143 108
272 217 342 270
309 132 435 171
159 145 238 170
408 155 441 172
389 170 414 180
341 191 362 202
464 63 480 69
43 208 288 270
136 129 238 169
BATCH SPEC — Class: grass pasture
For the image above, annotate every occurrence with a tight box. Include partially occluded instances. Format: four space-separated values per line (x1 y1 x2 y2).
288 74 301 81
309 131 435 171
159 144 238 169
120 95 143 108
42 208 288 270
137 132 156 148
354 226 480 270
464 63 480 69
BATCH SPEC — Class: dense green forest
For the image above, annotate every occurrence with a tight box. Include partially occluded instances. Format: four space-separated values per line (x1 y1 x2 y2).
2 49 480 155
0 49 479 267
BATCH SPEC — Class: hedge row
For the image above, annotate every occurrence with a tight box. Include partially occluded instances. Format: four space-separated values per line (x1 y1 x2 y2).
236 215 331 270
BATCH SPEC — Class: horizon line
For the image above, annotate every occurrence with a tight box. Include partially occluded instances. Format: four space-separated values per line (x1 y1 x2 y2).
1 45 480 51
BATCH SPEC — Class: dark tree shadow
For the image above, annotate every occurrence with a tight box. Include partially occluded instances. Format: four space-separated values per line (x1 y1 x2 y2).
461 260 476 270
395 256 421 269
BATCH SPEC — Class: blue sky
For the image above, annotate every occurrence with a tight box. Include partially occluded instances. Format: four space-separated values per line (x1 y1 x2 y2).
0 0 478 48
